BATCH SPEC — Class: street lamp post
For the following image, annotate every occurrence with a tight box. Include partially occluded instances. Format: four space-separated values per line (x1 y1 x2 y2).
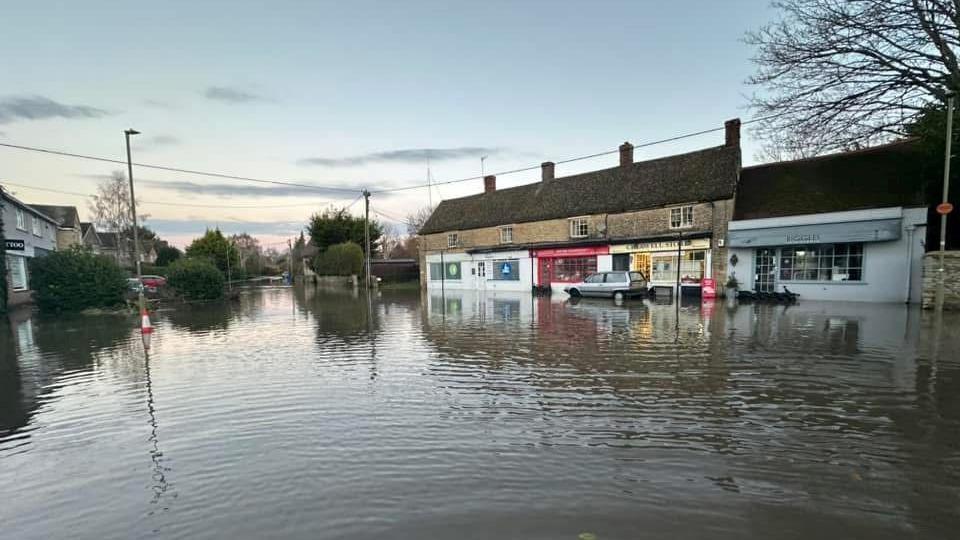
124 129 144 312
936 92 955 312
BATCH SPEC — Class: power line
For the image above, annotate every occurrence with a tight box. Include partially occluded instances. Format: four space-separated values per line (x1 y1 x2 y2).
371 113 786 194
0 180 349 209
0 142 363 194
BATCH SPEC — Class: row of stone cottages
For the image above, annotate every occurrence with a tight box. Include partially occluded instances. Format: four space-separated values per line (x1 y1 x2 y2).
1 188 158 307
417 119 931 304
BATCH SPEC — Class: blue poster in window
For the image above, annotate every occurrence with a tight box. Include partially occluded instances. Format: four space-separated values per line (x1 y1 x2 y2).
500 262 511 276
492 259 520 281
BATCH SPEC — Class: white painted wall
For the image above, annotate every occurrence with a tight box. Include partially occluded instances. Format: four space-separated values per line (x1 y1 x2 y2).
727 207 928 303
425 251 532 292
597 254 613 272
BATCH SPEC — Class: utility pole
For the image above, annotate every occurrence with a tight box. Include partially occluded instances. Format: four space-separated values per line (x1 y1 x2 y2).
936 92 955 313
287 238 293 285
124 129 143 312
363 189 372 288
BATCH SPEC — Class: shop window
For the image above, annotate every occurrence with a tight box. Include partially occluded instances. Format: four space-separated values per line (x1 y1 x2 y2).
779 243 863 282
541 256 597 283
670 205 694 228
499 226 513 244
491 259 520 281
650 251 706 283
429 262 461 280
16 208 26 230
447 233 459 248
569 218 589 238
429 262 443 280
7 255 28 290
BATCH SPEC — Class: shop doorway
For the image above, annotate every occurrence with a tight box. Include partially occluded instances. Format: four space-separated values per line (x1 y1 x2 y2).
631 253 651 279
754 248 776 292
476 261 487 290
612 253 630 271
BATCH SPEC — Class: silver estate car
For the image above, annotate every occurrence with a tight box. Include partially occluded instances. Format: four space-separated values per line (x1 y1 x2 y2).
563 271 648 300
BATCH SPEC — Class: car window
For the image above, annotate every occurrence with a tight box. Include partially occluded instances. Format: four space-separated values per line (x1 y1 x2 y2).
629 271 647 282
605 272 627 283
584 273 604 283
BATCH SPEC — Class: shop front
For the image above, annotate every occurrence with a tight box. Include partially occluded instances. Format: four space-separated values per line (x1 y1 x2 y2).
727 207 927 303
532 245 610 292
610 237 712 295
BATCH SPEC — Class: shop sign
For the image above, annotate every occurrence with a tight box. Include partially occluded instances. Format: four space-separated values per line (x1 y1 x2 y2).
4 239 25 251
531 245 609 258
728 218 901 248
701 278 717 299
609 237 710 254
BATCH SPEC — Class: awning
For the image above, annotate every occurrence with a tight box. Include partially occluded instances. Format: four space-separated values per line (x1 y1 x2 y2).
728 218 901 248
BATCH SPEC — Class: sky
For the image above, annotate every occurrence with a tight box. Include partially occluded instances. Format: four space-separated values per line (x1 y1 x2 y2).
1 0 776 248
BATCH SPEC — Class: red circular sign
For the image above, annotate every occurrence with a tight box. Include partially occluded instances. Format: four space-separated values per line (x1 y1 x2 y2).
937 202 954 215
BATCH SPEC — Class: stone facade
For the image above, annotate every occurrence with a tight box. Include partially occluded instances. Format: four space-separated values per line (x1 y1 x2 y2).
922 251 960 310
419 200 735 287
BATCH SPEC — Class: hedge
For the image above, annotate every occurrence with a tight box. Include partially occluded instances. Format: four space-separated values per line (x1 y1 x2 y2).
28 247 128 312
166 258 225 301
313 242 364 276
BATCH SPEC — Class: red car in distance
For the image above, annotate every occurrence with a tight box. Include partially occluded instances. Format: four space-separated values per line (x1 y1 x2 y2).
140 275 167 292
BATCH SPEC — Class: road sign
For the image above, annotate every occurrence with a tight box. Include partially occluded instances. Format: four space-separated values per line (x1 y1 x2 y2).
937 202 954 215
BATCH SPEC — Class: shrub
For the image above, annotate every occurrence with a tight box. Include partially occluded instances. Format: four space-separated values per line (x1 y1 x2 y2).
155 245 182 267
166 258 225 301
313 242 364 276
28 247 127 312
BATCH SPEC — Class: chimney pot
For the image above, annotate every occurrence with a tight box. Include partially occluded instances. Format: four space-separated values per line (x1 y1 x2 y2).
483 174 496 193
541 161 555 181
725 118 741 147
619 142 634 168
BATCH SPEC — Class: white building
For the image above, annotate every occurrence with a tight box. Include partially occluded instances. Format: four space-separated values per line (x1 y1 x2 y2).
727 141 930 303
1 186 60 307
424 248 534 293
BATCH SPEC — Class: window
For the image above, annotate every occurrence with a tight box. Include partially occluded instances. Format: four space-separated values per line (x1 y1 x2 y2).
7 255 28 290
779 243 863 282
491 259 520 281
32 216 42 236
605 272 627 283
629 271 647 282
651 251 706 282
430 261 462 280
447 233 459 248
16 208 26 230
569 218 588 238
539 256 597 283
670 205 694 228
584 273 604 284
499 226 513 244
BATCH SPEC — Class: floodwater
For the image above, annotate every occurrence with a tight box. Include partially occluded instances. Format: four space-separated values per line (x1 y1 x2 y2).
1 287 959 540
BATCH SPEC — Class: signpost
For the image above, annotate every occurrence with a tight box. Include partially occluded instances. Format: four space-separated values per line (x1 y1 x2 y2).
937 202 954 215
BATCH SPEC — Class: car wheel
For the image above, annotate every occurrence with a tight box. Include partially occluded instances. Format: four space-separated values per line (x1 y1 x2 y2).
569 288 581 297
613 291 625 302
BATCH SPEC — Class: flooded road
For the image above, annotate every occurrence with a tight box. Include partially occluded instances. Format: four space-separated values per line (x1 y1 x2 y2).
1 286 959 539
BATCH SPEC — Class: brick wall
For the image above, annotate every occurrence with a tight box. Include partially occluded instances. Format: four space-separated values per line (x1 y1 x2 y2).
922 251 960 310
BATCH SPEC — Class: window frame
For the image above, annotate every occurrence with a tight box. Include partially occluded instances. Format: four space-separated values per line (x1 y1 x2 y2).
7 255 28 291
16 208 26 231
669 205 694 229
32 215 43 237
499 226 514 244
569 217 589 239
446 233 459 248
778 243 864 283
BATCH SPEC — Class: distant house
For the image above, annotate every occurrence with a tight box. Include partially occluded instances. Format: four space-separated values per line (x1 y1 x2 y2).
727 139 930 303
1 187 59 307
80 222 102 253
96 231 155 268
96 231 123 265
27 204 82 250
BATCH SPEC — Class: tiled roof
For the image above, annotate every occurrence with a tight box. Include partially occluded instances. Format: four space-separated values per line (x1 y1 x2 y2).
419 145 740 234
97 231 119 248
734 139 930 220
28 205 81 228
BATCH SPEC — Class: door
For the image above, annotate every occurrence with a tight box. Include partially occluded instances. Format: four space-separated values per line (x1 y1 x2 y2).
604 271 628 297
754 248 776 293
476 261 487 290
581 273 605 296
612 253 630 271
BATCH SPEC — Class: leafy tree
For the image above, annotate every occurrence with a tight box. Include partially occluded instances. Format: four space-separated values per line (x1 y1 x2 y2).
166 258 225 301
155 245 183 267
185 229 239 275
747 0 959 156
314 242 364 276
28 247 127 312
307 207 383 256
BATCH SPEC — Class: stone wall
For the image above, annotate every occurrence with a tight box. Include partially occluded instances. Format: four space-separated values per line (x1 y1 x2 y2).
922 251 960 309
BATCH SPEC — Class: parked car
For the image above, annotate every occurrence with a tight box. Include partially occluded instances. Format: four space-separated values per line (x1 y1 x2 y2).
563 271 648 301
140 275 167 292
127 278 144 293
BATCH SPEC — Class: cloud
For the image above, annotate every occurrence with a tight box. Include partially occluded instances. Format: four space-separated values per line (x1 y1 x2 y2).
139 179 371 199
0 95 110 124
298 146 503 167
204 86 271 103
148 218 304 236
139 135 180 149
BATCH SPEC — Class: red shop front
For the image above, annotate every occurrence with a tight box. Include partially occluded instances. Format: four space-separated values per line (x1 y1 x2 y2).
532 245 610 285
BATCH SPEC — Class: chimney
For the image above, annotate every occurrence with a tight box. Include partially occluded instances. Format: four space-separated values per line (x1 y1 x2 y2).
725 118 741 147
483 174 496 193
541 161 555 181
619 142 634 168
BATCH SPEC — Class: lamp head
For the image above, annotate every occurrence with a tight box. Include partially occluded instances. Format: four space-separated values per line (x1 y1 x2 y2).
125 129 141 136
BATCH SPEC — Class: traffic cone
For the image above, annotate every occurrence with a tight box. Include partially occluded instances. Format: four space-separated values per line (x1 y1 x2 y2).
141 308 153 334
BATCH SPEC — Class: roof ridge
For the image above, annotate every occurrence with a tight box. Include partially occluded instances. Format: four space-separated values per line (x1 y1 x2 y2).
744 138 920 170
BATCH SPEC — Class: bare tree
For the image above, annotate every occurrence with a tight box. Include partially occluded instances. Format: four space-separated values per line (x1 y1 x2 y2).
405 205 434 236
89 171 134 264
747 0 959 157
